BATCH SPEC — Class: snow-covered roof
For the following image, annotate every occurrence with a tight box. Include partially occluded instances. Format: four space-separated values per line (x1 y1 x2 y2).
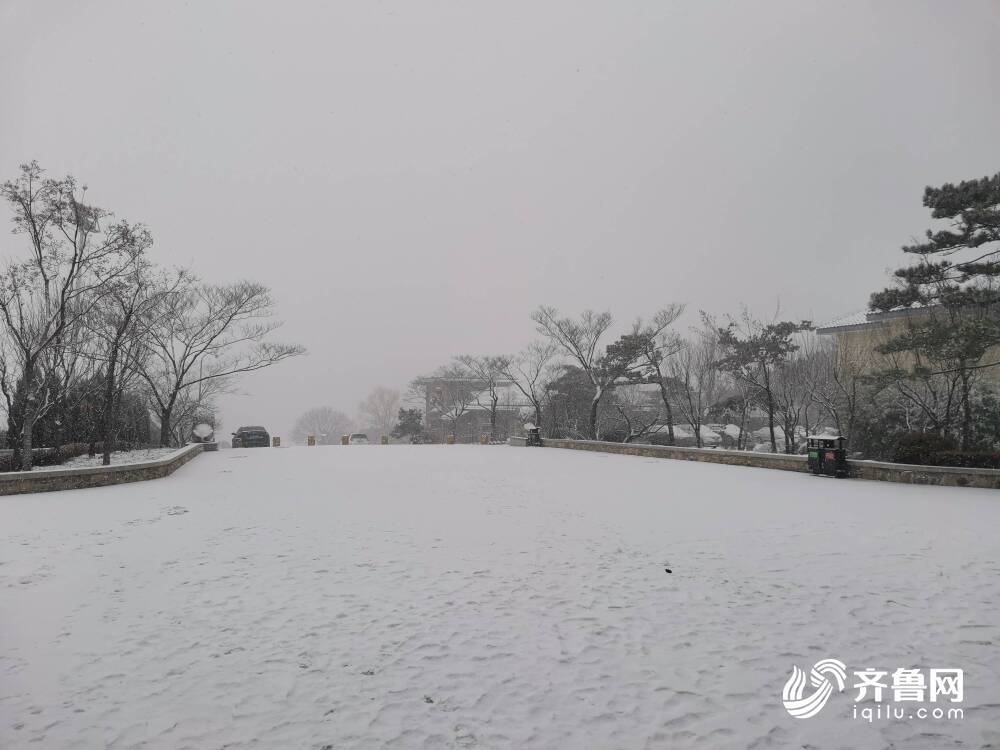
817 305 935 334
816 310 873 333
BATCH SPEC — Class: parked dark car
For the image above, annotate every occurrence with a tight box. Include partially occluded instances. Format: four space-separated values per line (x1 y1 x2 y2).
231 425 271 448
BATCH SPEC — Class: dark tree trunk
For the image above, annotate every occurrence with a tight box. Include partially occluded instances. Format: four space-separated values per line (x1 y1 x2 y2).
763 368 777 453
490 394 498 440
959 369 973 450
20 412 36 471
101 361 118 466
766 405 777 453
783 417 795 454
683 388 700 448
18 365 38 471
8 414 22 470
656 381 676 445
159 407 173 447
589 387 603 440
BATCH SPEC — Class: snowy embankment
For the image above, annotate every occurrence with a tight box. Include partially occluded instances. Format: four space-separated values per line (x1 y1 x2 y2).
1 446 998 749
59 447 179 470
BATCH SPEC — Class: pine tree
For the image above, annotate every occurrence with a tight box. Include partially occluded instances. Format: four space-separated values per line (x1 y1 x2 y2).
870 171 1000 449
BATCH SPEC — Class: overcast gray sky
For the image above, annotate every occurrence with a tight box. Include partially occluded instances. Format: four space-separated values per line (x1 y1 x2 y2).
2 1 999 438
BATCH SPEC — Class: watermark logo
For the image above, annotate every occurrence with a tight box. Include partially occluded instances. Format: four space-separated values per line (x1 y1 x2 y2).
781 658 848 718
781 660 965 721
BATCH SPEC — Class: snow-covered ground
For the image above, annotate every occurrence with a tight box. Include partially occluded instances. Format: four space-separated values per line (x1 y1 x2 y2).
58 447 179 470
1 446 998 749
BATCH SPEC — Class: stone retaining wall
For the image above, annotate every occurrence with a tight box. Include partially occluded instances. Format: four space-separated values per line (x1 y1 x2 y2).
847 458 1000 489
0 444 205 496
510 438 1000 490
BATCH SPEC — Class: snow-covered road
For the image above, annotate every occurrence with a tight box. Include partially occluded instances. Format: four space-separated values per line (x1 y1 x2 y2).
1 445 998 749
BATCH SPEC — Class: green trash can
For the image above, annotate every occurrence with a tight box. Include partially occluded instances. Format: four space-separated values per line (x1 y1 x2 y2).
807 435 848 478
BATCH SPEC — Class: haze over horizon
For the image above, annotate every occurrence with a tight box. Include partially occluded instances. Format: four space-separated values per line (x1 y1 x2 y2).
2 0 999 438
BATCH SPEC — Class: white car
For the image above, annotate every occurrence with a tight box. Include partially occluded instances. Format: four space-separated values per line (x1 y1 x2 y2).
348 433 370 445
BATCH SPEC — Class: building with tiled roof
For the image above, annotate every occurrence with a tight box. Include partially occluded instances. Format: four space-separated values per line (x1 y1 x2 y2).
817 305 1000 381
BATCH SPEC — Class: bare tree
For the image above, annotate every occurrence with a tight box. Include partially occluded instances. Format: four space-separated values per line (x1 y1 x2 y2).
776 331 858 447
501 340 557 431
619 305 686 444
85 254 186 464
292 406 354 444
669 322 722 448
412 365 483 441
531 307 616 439
612 383 662 443
715 309 812 453
873 348 965 441
804 333 882 446
358 386 401 439
153 371 223 447
771 347 811 453
139 278 305 446
542 364 597 439
456 355 511 440
0 162 141 469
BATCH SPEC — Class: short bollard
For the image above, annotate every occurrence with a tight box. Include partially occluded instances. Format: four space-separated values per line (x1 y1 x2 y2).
272 436 281 447
307 435 316 446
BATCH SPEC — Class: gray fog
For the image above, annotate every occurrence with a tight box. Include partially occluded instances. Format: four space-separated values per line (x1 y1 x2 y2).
2 0 999 438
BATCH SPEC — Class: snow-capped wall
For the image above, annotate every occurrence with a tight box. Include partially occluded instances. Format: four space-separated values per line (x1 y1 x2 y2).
0 443 205 496
519 438 1000 489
